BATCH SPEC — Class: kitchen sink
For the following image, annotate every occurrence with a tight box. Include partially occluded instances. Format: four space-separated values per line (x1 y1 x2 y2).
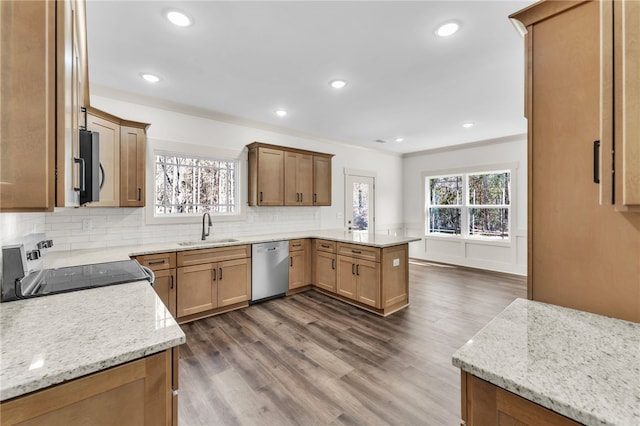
178 238 239 246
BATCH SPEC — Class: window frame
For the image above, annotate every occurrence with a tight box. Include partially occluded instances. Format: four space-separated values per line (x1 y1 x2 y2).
423 163 517 245
145 139 246 225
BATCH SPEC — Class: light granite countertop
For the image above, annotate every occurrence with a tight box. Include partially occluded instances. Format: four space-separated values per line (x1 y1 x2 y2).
45 230 420 268
0 282 185 401
452 298 640 426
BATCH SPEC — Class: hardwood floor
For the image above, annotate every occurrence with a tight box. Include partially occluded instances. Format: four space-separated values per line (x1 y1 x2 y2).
178 261 526 425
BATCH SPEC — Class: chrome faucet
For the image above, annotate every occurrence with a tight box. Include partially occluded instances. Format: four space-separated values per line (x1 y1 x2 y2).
202 213 212 240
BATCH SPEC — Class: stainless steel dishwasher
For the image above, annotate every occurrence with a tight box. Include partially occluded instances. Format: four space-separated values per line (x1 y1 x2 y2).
251 240 289 303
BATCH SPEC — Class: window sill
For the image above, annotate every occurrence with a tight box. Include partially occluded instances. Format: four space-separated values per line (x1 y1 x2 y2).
425 234 512 247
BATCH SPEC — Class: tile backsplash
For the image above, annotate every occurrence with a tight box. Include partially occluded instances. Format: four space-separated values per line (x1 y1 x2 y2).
1 206 321 252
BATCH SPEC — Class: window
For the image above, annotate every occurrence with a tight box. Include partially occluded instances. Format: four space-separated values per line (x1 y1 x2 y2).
426 169 511 240
155 152 238 215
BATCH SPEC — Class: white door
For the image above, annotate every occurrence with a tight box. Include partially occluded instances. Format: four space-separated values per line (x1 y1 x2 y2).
345 173 375 233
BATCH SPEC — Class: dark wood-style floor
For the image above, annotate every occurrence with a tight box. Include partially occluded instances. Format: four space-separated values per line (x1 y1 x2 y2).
178 260 526 426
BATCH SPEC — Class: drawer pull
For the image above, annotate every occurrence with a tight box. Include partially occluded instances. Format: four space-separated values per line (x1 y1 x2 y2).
321 244 330 248
148 259 166 265
292 243 301 247
352 250 362 254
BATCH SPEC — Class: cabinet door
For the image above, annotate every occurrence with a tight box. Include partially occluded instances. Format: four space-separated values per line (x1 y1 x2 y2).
177 264 216 317
284 151 299 205
153 269 177 317
86 114 120 207
0 0 56 212
289 250 306 289
120 125 145 207
298 153 313 206
336 255 357 299
313 155 332 206
217 258 251 307
257 147 284 205
356 259 380 308
314 251 336 292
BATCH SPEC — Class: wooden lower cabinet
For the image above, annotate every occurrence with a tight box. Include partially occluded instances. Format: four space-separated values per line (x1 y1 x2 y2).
289 239 311 290
176 245 252 322
461 372 580 426
336 255 380 308
0 350 175 426
314 250 336 292
135 252 177 317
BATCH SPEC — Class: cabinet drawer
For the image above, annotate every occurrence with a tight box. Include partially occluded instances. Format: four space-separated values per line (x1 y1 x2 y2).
337 243 380 262
289 239 307 252
178 245 250 267
314 239 336 253
135 252 176 271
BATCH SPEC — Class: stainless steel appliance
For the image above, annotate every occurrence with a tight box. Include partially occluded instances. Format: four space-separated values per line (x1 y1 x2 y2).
251 241 289 303
1 234 153 302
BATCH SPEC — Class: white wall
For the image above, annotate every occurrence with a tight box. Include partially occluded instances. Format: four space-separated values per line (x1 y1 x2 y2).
403 135 527 275
0 92 404 251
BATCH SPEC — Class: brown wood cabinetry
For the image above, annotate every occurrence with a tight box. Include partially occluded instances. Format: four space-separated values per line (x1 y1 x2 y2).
313 239 337 292
289 239 311 290
135 252 177 317
285 152 313 205
461 372 579 426
329 243 408 315
0 0 87 211
247 142 333 206
511 0 640 322
176 245 251 322
0 350 176 426
84 107 149 208
248 145 284 206
120 125 146 207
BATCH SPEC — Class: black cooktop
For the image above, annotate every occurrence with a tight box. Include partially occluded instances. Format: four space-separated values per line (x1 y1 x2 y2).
27 260 150 297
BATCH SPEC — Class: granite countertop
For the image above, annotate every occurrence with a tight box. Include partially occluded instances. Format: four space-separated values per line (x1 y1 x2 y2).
0 282 185 401
45 230 421 268
452 298 640 426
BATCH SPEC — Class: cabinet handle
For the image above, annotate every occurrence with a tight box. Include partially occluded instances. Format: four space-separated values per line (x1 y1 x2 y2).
260 191 263 202
593 140 600 184
351 264 355 275
148 259 166 265
73 157 85 192
213 268 217 281
137 188 142 201
296 193 300 202
290 257 293 267
332 259 336 270
321 244 330 248
352 250 362 254
219 268 223 280
293 243 301 247
300 193 303 202
356 264 360 276
314 193 317 203
170 275 174 289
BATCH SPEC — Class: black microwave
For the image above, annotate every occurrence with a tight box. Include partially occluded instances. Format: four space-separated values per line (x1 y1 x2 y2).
76 129 101 205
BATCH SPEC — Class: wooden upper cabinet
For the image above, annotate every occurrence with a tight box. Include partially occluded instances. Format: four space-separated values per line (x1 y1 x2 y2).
510 0 640 322
85 113 120 207
613 0 640 210
284 152 313 205
248 145 284 206
247 142 333 207
313 155 332 206
0 0 56 212
120 125 146 207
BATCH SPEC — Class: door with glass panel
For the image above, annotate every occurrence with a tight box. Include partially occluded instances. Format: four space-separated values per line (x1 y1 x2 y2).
345 174 375 233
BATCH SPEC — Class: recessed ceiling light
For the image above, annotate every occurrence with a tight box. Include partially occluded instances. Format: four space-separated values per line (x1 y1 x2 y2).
395 138 404 143
330 80 347 89
140 73 160 83
166 10 192 27
275 109 287 117
462 122 474 129
435 21 460 37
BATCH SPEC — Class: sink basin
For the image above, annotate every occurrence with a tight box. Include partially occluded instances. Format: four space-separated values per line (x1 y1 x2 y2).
178 238 239 246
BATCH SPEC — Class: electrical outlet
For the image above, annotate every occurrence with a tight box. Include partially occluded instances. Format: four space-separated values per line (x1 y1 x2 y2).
82 219 93 231
393 258 400 267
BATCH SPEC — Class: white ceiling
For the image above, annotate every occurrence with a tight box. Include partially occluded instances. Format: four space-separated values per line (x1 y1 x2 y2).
86 1 534 154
